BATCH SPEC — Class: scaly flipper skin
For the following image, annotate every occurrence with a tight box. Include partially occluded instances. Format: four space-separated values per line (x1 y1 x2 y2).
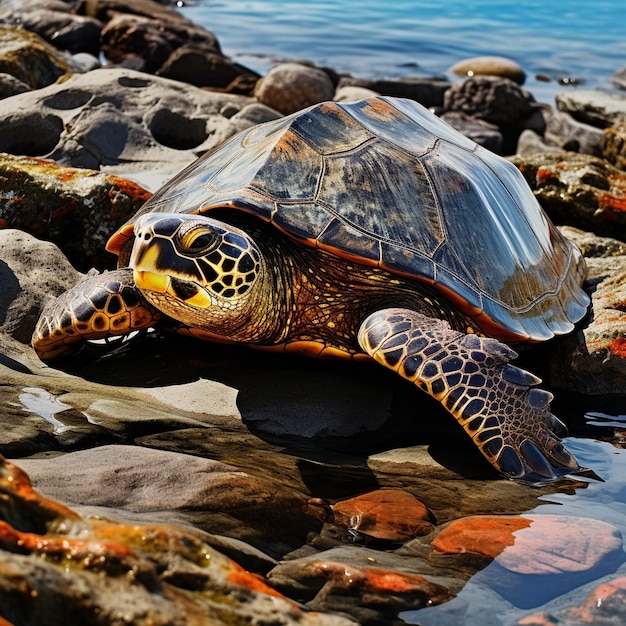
357 308 579 481
32 268 161 360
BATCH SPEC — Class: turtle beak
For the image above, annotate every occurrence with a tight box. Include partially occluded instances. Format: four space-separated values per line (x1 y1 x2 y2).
129 222 171 295
129 216 214 308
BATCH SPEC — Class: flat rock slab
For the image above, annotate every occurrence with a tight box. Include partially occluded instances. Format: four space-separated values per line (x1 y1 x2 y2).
17 444 317 551
556 90 626 127
0 67 280 186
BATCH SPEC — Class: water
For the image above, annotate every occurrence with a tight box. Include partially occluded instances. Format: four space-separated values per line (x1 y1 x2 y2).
180 0 626 103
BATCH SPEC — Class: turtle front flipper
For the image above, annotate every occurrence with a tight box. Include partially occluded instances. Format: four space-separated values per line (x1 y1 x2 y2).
32 268 162 360
358 308 579 482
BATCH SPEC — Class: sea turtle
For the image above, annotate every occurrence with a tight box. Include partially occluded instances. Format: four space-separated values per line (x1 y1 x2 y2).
32 96 590 481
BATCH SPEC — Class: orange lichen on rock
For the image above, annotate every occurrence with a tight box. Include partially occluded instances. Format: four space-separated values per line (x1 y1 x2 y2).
312 560 452 605
106 174 153 203
536 166 559 183
0 455 81 530
597 190 626 218
227 563 287 599
608 336 626 359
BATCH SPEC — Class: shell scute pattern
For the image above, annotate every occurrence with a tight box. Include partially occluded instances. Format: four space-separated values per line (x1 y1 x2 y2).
110 96 589 342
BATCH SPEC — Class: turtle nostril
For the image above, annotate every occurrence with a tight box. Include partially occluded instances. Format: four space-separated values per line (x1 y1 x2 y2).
171 278 198 301
143 232 152 241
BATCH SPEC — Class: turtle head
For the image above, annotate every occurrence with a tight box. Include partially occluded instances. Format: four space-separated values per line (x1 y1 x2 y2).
129 213 264 336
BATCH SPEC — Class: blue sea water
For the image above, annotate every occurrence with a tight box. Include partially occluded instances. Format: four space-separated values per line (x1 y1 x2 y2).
180 0 626 103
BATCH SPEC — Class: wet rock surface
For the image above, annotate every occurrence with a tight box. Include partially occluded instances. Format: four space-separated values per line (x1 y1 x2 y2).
0 0 625 624
0 454 354 626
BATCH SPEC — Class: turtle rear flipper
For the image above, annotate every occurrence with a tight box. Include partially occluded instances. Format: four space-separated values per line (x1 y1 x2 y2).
32 268 161 360
358 308 580 482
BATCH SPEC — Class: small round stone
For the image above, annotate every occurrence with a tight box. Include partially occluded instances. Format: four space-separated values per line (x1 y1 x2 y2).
449 56 526 84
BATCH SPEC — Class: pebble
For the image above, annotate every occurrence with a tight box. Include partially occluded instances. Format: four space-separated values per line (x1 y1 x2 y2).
254 62 336 115
449 55 526 85
331 488 434 541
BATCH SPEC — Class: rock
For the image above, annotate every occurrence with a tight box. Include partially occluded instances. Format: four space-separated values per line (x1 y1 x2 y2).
552 262 626 395
449 55 526 85
604 121 626 170
556 90 626 128
334 85 380 102
544 228 626 395
0 153 151 270
443 75 535 126
337 75 450 109
267 549 452 623
0 67 267 186
0 72 30 99
515 129 564 156
17 445 319 554
0 25 71 88
543 106 605 156
432 515 531 560
443 75 536 153
439 111 503 152
66 52 101 73
156 46 260 92
230 102 283 126
560 225 626 259
0 229 83 344
254 63 336 115
522 106 549 135
0 455 354 626
517 576 626 625
510 151 626 240
84 0 195 24
431 514 625 608
100 10 221 74
612 66 626 90
331 488 434 541
0 7 103 57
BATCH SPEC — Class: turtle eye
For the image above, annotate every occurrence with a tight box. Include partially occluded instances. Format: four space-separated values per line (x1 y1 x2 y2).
180 229 220 255
189 233 215 250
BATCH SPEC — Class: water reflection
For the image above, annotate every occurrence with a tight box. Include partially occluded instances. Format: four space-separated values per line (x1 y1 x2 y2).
403 427 626 624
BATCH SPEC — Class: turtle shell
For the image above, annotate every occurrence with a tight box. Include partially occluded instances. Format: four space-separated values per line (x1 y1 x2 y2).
108 97 589 342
